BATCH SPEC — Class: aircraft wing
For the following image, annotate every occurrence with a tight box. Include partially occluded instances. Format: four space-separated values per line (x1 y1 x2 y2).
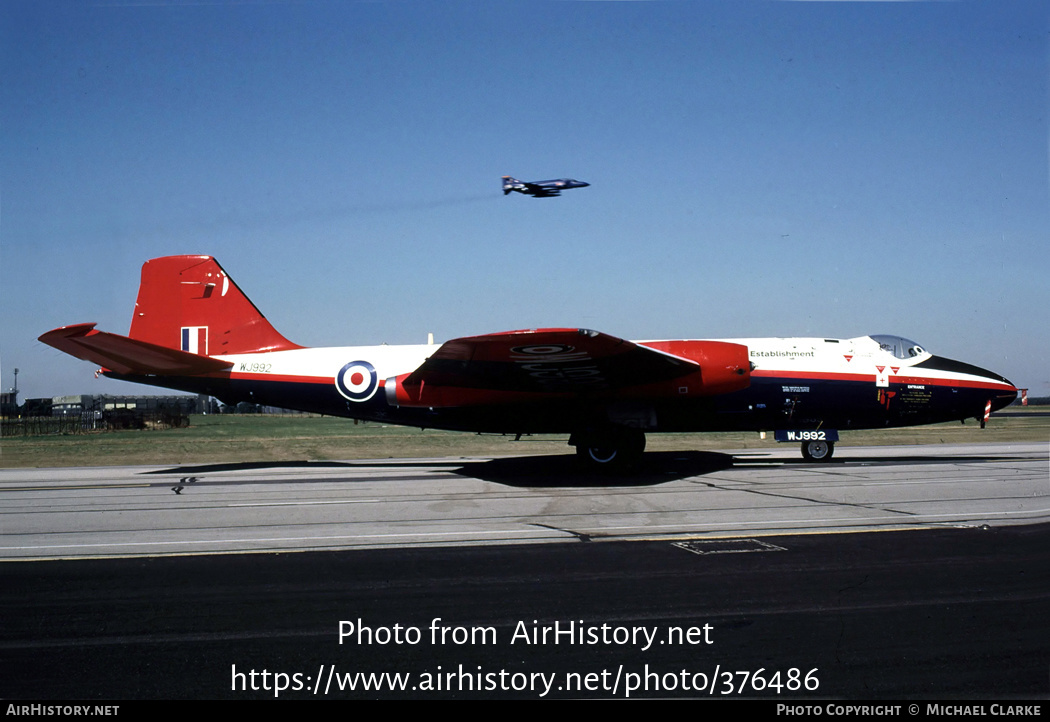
403 328 697 394
39 323 234 376
524 182 559 197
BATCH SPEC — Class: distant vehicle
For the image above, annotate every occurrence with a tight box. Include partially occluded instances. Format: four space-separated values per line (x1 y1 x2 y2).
502 175 590 198
40 256 1017 469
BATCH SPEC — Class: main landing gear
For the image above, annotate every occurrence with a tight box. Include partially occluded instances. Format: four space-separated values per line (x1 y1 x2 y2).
571 427 646 472
800 439 834 462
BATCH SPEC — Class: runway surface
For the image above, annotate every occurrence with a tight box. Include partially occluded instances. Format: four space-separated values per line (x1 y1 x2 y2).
4 521 1049 699
1 442 1047 560
3 442 1048 699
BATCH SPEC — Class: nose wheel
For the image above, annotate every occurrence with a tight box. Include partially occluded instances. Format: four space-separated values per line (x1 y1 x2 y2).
801 439 834 461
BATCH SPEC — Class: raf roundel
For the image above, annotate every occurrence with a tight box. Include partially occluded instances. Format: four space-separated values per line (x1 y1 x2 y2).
335 360 378 402
511 344 575 356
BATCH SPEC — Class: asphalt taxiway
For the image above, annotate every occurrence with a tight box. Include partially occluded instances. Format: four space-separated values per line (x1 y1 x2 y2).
1 442 1046 560
2 442 1048 699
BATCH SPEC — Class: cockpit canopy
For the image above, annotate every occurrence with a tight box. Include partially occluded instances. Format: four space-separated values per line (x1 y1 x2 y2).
869 334 927 360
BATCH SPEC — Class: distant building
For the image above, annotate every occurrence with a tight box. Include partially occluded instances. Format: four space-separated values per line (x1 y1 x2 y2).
21 398 54 417
49 394 210 417
0 391 17 417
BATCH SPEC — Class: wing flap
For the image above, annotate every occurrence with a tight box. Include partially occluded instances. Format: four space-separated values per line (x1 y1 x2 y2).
39 323 234 376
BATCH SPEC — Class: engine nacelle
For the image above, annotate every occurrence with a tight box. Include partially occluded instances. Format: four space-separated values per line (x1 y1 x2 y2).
636 340 751 396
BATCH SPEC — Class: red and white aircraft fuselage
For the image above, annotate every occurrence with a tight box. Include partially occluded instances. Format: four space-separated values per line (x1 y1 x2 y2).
40 256 1017 466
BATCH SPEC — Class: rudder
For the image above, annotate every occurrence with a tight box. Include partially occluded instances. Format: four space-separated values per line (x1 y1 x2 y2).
128 256 301 355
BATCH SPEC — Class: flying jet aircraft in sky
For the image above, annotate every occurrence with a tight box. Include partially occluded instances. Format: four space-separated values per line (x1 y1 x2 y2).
40 256 1018 468
502 175 590 197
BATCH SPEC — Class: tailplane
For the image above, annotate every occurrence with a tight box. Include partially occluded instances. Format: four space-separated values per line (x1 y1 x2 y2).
129 255 301 355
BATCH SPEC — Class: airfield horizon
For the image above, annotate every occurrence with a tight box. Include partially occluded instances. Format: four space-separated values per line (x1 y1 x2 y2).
2 409 1046 469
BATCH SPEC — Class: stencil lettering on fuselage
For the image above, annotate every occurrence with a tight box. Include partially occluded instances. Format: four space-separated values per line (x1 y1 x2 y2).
336 360 378 402
509 344 605 389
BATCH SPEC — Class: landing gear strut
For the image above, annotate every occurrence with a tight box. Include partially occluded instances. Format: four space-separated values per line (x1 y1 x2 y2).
801 439 834 462
572 427 646 471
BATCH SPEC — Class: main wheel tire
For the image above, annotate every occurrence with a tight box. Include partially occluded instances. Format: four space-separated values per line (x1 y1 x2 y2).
801 439 834 461
575 428 646 471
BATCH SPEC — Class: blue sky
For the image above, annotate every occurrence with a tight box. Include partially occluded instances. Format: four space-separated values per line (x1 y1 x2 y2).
3 0 1048 401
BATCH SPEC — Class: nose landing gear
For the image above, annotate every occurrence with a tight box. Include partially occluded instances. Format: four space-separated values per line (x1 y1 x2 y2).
801 439 834 461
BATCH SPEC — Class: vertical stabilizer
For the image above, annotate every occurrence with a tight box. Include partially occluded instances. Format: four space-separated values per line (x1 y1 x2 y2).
128 256 301 355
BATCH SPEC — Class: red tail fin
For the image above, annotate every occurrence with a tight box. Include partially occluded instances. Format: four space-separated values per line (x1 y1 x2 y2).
128 256 301 355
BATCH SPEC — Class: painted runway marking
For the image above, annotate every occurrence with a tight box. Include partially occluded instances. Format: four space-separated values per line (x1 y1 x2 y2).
228 500 382 507
3 527 565 552
673 539 787 555
0 484 151 491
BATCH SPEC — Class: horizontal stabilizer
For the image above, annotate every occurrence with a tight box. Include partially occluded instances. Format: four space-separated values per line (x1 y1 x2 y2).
39 323 234 376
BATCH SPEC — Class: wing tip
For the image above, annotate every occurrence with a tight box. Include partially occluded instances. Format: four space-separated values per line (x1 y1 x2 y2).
38 323 99 344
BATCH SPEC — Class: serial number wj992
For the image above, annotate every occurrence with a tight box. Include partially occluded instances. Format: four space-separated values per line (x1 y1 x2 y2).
785 431 827 441
238 362 273 373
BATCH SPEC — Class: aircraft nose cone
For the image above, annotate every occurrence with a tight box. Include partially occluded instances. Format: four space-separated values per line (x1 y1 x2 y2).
972 364 1017 412
992 380 1018 412
921 355 1017 413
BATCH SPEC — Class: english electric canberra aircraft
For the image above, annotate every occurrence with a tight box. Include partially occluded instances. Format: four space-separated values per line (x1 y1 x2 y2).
502 176 590 197
40 256 1017 468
